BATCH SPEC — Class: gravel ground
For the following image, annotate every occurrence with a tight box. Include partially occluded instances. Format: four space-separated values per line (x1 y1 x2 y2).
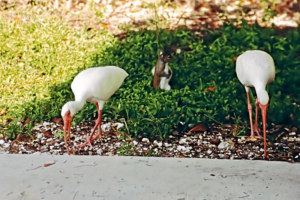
1 118 299 163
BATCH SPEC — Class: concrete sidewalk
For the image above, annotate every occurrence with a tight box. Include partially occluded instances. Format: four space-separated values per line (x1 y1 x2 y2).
0 154 299 200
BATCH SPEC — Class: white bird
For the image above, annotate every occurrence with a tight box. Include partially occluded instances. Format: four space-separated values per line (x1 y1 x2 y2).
61 66 128 155
236 50 275 158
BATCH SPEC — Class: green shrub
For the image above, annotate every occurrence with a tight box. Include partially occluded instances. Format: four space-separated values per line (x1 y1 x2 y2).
2 18 300 139
83 20 299 139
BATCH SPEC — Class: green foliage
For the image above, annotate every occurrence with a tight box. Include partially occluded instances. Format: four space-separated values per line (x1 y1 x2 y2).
0 13 115 125
91 20 300 139
0 119 33 139
2 16 300 140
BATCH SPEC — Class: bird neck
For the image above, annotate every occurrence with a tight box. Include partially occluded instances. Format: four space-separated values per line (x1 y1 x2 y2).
70 100 85 116
256 88 269 106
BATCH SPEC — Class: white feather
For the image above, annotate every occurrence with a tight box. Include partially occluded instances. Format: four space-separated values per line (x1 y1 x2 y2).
236 50 275 105
61 66 128 117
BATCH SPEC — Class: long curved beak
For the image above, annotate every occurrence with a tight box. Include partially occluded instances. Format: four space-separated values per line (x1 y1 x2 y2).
63 114 73 155
260 103 268 158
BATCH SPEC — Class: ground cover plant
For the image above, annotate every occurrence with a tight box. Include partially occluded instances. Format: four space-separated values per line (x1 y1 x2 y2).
92 20 300 139
0 12 116 137
1 15 300 141
1 1 300 147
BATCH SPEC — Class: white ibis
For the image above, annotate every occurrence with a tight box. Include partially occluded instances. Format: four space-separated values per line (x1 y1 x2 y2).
236 50 275 157
61 66 128 154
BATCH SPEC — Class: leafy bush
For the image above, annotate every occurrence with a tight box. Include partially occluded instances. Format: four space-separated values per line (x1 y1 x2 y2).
2 18 300 139
88 20 300 139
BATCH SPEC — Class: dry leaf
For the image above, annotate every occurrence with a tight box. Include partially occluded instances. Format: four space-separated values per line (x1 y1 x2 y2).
44 130 53 138
0 108 7 116
15 133 31 142
51 117 62 123
14 17 21 24
187 123 207 135
101 23 108 29
142 149 149 154
44 162 55 167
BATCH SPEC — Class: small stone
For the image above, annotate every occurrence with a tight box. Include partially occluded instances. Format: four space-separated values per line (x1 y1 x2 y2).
46 138 53 142
179 138 187 144
218 141 235 151
101 123 111 132
177 145 186 151
133 141 138 146
289 132 296 136
218 154 224 158
142 138 150 143
115 122 124 130
157 142 162 147
97 149 102 155
115 142 121 147
43 122 50 127
207 150 212 154
164 142 171 147
0 140 5 145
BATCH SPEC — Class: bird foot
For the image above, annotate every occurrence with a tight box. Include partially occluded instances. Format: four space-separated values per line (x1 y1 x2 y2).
93 133 105 141
76 136 94 149
253 125 261 137
245 135 261 142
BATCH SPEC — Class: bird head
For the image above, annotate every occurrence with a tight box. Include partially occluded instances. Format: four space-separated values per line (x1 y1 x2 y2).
257 90 269 106
61 102 75 138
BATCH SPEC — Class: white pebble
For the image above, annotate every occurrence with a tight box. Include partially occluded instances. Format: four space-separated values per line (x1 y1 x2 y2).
43 122 50 126
179 138 187 144
115 122 124 130
207 150 212 154
46 138 53 142
142 138 150 143
115 142 121 147
157 141 162 147
101 123 111 132
0 140 4 145
97 149 102 155
289 132 296 136
37 133 43 139
218 154 224 158
177 145 186 151
133 141 138 146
